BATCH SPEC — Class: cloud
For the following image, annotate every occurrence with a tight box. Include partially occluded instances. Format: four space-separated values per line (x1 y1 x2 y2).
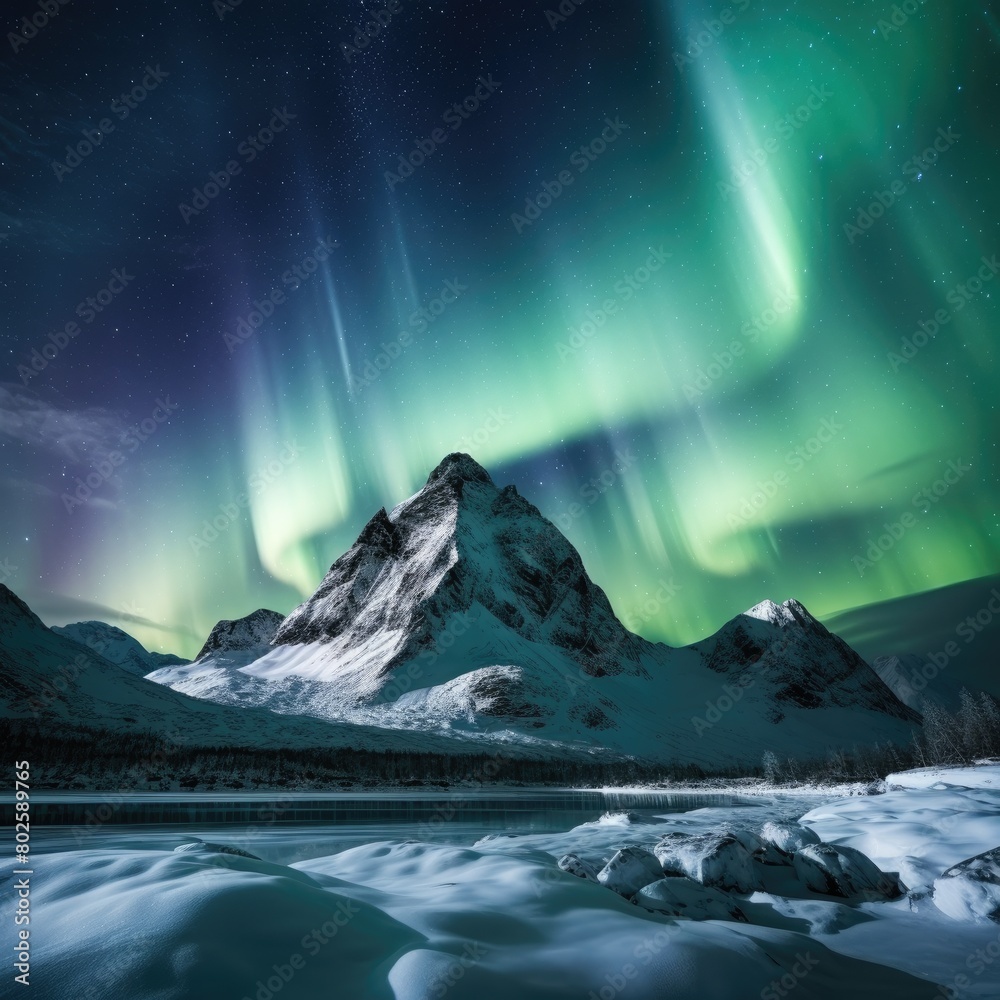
0 386 127 465
27 591 201 642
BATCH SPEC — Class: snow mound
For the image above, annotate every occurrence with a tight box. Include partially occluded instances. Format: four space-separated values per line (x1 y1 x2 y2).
886 765 1000 790
792 843 905 901
633 876 748 922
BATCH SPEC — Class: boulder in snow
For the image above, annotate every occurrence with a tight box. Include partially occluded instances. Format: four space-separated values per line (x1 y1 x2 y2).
933 847 1000 922
793 843 905 901
723 826 786 866
760 821 820 861
597 847 664 896
653 832 760 893
558 853 600 882
633 877 748 922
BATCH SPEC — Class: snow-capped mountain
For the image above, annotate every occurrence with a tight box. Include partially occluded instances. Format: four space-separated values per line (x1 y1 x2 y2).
0 584 490 757
52 620 188 677
148 454 919 766
195 609 284 659
690 598 914 724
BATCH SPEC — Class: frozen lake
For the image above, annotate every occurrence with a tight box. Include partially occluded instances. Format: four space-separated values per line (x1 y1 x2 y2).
9 783 996 998
15 788 759 864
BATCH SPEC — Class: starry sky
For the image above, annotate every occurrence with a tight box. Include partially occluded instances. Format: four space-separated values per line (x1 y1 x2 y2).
2 0 998 658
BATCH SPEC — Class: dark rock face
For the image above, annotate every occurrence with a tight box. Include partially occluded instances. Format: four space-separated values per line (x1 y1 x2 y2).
272 453 649 684
197 609 285 659
690 598 917 722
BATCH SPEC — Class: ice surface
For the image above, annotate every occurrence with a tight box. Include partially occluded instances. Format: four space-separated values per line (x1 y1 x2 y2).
29 777 1000 998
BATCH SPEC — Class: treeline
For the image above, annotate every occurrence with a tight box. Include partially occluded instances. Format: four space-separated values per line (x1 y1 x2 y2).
913 689 1000 767
760 688 1000 784
2 718 720 789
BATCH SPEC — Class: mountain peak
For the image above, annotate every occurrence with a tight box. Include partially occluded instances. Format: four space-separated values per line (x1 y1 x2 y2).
427 453 494 487
197 608 284 660
744 598 816 628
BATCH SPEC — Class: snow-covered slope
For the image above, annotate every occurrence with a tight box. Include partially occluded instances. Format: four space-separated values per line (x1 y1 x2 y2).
689 598 914 725
149 454 919 766
52 620 188 676
0 584 506 756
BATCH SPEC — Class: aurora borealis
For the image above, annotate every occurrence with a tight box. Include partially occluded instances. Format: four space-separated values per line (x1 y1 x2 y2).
2 0 998 658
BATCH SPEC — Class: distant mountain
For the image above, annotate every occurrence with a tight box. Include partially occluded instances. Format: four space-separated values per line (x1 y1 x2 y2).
824 575 1000 708
196 609 284 659
0 584 491 757
148 454 919 767
690 599 913 724
52 621 188 677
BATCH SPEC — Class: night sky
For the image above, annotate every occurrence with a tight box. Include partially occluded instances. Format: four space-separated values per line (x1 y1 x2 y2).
2 0 998 658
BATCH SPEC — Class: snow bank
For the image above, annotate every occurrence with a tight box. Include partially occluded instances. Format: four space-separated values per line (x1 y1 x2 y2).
886 764 1000 790
25 839 940 999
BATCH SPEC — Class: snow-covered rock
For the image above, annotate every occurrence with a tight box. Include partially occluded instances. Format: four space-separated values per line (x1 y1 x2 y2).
792 843 905 900
760 821 821 860
633 876 749 922
596 847 664 896
933 847 1000 922
933 873 1000 923
653 832 759 893
723 826 786 866
558 853 600 882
